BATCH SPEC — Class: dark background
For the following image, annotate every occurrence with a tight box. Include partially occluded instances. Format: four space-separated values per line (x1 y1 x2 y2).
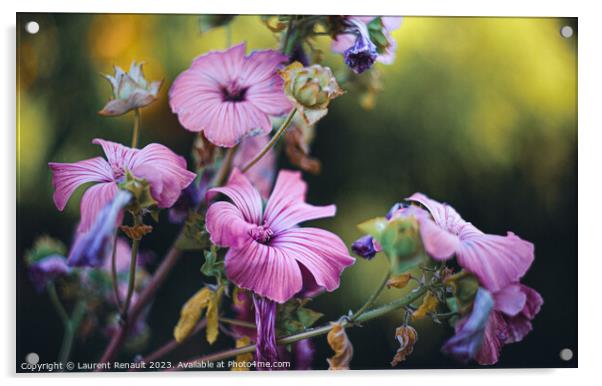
17 14 577 370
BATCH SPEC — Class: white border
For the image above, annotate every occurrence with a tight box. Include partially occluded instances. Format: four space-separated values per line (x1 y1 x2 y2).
3 1 600 385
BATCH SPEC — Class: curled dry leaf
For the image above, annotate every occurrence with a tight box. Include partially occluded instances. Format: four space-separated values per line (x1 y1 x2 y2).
412 291 439 320
231 336 254 371
326 322 353 370
173 287 212 343
391 325 418 367
284 125 321 174
387 273 412 289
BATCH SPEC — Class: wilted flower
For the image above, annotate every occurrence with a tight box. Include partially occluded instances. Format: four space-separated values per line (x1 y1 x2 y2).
406 193 534 293
284 115 321 174
332 17 403 67
326 322 353 370
343 19 378 74
99 61 162 116
279 62 344 125
68 190 132 267
391 325 418 366
169 43 291 147
442 288 494 363
28 254 71 292
49 138 195 233
351 235 378 259
205 168 354 363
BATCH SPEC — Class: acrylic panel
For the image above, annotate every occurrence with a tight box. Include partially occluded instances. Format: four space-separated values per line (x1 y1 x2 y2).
16 13 577 372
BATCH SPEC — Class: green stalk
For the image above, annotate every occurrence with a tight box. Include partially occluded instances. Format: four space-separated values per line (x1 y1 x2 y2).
350 271 391 322
131 108 141 148
241 108 297 173
121 214 142 319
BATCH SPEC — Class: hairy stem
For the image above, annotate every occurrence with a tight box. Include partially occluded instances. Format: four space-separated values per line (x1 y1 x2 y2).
241 108 297 174
179 286 427 366
131 108 141 148
213 145 237 187
350 270 391 322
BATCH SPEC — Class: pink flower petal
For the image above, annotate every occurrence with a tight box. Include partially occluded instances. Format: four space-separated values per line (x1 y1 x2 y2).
493 284 527 317
224 241 303 303
92 138 138 169
205 201 253 249
48 157 113 211
264 170 336 233
191 43 246 83
519 284 543 319
272 228 355 292
406 192 467 233
415 213 460 260
456 232 535 293
331 33 355 54
129 143 196 208
245 82 292 116
382 17 403 31
240 50 289 86
78 182 118 233
207 168 263 224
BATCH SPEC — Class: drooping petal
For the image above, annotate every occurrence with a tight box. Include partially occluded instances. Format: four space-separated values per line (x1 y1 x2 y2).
129 143 196 208
331 33 355 54
207 168 263 224
224 241 303 303
493 284 527 317
233 135 276 199
264 170 336 232
78 182 119 233
415 213 460 260
92 138 138 170
475 311 507 365
68 190 132 268
205 201 254 249
28 254 71 292
503 285 543 343
48 157 113 211
519 284 544 320
455 232 535 293
271 228 355 293
441 288 494 363
253 295 279 369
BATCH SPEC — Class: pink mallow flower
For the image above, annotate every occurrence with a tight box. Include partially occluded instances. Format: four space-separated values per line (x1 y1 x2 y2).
48 138 196 233
405 193 534 293
205 169 355 303
169 43 292 148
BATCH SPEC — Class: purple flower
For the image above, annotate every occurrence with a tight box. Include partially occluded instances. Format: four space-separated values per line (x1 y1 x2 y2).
406 193 534 293
28 254 71 292
292 339 315 370
49 139 196 233
253 295 278 369
351 235 378 259
68 190 132 267
205 169 355 303
169 43 292 148
441 288 494 362
332 17 403 67
343 19 378 74
206 168 354 364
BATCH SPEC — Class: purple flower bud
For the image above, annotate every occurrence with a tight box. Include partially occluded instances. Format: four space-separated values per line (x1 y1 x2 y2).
441 288 494 363
253 294 279 369
28 254 71 292
344 20 378 74
351 235 378 259
68 190 132 268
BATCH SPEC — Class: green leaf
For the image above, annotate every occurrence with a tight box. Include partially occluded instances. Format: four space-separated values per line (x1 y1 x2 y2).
200 247 224 281
176 212 210 251
374 217 426 275
276 299 323 336
357 217 389 240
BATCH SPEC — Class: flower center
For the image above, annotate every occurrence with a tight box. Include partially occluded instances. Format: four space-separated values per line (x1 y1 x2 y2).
112 164 125 180
250 225 273 244
221 81 248 102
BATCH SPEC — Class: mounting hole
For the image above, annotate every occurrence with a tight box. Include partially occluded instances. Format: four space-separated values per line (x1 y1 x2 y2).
25 21 39 34
560 25 574 38
559 348 573 361
25 352 39 365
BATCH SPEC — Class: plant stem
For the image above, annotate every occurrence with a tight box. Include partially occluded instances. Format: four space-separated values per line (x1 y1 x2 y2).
131 108 141 148
212 145 237 187
121 214 143 319
47 282 69 326
350 270 391 322
110 228 122 309
241 108 297 173
48 283 86 366
179 286 427 366
219 316 256 329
